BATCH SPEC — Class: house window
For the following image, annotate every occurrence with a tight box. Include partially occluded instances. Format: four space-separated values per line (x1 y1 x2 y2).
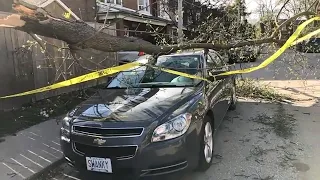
106 0 122 5
138 0 150 12
124 27 129 37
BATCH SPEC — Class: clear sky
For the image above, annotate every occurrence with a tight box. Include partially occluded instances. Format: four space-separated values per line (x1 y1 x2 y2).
200 0 289 24
245 0 294 24
245 0 262 24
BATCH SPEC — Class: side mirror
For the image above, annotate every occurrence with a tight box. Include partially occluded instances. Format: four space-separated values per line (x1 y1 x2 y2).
208 70 229 81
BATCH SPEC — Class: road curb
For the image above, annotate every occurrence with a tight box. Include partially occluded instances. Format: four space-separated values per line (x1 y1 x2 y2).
26 158 64 180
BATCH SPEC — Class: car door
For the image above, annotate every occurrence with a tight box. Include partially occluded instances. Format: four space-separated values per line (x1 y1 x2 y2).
204 52 226 131
209 50 234 127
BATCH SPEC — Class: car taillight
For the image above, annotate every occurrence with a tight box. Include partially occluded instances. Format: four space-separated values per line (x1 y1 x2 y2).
138 52 145 56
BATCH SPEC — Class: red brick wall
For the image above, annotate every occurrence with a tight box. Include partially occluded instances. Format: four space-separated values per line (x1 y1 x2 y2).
123 0 156 13
123 0 137 10
61 0 96 22
0 0 14 12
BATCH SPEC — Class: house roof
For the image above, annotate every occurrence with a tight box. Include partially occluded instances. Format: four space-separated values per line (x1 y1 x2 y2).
97 2 174 27
21 0 50 6
19 0 80 20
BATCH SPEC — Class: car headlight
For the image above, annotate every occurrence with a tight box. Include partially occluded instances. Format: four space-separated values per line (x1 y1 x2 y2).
151 113 192 143
61 116 71 143
62 116 71 130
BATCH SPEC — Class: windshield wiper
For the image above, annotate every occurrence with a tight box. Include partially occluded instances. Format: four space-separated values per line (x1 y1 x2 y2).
105 86 125 89
138 82 190 88
105 85 141 89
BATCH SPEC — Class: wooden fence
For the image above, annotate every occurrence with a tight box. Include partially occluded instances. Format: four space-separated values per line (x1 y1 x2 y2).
0 26 117 110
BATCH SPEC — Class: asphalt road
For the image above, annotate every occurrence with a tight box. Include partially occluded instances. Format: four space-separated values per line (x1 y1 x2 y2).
39 50 320 180
237 48 320 80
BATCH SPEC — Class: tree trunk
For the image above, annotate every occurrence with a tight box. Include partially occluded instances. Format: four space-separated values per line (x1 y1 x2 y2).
0 2 314 55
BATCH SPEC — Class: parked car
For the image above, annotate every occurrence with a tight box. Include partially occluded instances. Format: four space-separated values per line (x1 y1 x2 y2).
228 45 261 63
117 51 145 65
60 49 237 179
296 38 320 53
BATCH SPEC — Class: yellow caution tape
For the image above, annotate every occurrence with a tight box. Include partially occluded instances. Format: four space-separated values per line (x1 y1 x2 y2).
147 65 212 83
290 28 320 46
63 10 72 19
1 17 320 99
219 16 320 76
147 17 320 81
148 17 320 82
0 62 140 99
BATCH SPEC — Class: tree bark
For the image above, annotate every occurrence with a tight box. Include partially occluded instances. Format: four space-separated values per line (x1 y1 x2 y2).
0 2 315 55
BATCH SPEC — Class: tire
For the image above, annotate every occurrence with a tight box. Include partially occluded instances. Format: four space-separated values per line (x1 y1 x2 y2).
249 56 257 62
296 45 302 52
228 77 237 110
196 116 214 171
228 58 236 64
228 54 236 64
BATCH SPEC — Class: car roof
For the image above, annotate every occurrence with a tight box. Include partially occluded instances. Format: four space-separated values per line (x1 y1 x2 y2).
165 51 203 56
135 49 210 64
164 49 206 56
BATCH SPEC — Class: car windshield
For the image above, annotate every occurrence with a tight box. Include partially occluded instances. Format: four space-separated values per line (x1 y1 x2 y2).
306 38 320 44
107 55 203 88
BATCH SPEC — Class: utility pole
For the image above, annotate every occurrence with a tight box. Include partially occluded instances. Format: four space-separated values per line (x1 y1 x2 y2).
237 0 241 27
178 0 183 44
236 0 241 38
237 0 245 38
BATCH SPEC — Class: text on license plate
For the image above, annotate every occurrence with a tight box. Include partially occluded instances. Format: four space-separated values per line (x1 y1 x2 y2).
86 157 112 173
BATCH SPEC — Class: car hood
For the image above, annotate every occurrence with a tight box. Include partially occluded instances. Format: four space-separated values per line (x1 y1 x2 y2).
71 87 200 122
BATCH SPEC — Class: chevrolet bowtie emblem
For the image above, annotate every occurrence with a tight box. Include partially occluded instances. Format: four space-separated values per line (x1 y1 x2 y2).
93 138 106 145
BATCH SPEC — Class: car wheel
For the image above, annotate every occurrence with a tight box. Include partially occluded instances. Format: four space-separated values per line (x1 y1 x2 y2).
249 56 257 62
228 55 236 64
197 116 214 171
229 78 237 110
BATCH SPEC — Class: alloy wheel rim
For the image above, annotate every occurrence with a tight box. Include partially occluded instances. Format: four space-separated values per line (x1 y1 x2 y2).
203 122 213 163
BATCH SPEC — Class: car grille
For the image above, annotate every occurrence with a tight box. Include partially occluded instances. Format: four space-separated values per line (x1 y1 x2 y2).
73 142 137 159
72 126 143 137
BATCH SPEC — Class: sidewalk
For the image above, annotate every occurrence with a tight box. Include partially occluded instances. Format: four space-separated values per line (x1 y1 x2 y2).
0 118 63 180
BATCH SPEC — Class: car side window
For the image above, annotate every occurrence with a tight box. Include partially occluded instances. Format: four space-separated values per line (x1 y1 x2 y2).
206 54 219 68
209 52 224 67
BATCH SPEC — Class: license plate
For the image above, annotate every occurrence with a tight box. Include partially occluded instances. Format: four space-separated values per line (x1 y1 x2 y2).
86 157 112 173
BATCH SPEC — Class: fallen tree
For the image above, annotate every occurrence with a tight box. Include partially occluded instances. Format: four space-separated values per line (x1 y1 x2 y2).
0 0 317 55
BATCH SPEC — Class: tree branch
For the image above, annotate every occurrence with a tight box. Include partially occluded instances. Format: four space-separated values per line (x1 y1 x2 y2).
275 0 291 26
70 50 96 72
271 11 315 38
0 2 316 55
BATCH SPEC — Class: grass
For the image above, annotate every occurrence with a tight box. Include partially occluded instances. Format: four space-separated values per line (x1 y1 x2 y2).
236 78 293 102
0 89 95 140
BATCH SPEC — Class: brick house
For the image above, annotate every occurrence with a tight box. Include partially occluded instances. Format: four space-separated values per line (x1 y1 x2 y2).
96 0 179 43
0 0 14 12
0 0 82 20
1 0 179 43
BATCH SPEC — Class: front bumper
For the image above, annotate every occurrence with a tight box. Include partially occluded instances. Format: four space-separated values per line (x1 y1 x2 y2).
60 130 199 178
